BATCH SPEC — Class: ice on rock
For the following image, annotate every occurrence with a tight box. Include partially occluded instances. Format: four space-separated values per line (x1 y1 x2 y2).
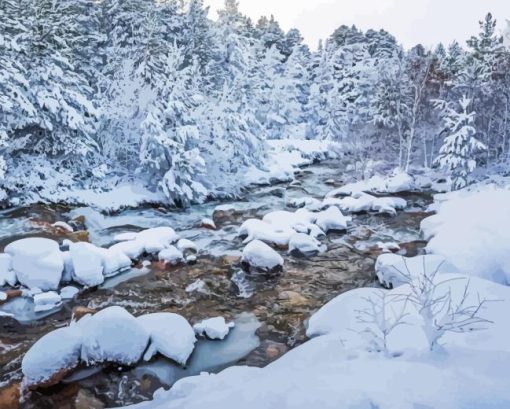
33 291 62 312
193 317 235 340
158 246 184 265
22 326 82 388
4 238 63 291
138 313 196 365
0 253 16 287
69 242 104 287
241 240 284 273
79 306 149 366
288 233 323 257
61 251 74 283
60 286 79 300
0 291 7 301
315 206 351 232
375 253 457 288
185 279 210 294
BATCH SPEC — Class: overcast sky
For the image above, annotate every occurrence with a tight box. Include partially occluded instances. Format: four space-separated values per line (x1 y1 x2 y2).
204 0 509 49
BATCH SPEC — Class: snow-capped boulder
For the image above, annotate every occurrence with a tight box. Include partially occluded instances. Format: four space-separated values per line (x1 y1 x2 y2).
372 197 407 215
375 253 456 288
61 251 74 283
287 197 323 211
52 221 74 233
263 209 317 230
111 227 180 259
241 240 284 273
193 317 235 340
69 242 104 287
385 171 415 193
288 233 323 257
60 286 80 300
0 253 16 287
4 238 63 291
138 313 196 365
176 239 198 253
239 219 293 248
79 306 149 366
33 291 62 312
22 326 82 389
109 240 145 260
315 206 350 232
158 246 184 265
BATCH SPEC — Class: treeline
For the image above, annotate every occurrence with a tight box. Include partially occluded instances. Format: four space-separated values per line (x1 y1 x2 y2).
0 0 509 204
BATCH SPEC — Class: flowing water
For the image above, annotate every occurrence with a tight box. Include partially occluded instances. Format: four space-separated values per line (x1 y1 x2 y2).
0 160 433 408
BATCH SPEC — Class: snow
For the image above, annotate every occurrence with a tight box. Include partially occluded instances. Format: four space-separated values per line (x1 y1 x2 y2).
52 221 74 232
423 187 510 285
79 306 149 366
238 219 293 248
241 240 284 273
33 291 62 312
176 239 198 253
288 233 323 256
287 196 322 211
22 326 83 388
201 218 216 229
0 291 7 301
4 238 63 291
69 242 104 287
372 197 407 215
0 253 16 287
314 206 351 232
138 313 196 365
185 279 209 295
111 227 180 259
193 317 235 340
60 286 79 299
158 246 184 265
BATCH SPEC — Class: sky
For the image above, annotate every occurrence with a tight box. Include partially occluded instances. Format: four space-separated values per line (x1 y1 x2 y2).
204 0 510 49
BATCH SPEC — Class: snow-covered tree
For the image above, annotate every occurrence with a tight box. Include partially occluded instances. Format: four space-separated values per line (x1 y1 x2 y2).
434 97 486 190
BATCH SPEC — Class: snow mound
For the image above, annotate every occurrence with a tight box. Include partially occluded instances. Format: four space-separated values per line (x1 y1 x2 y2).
22 327 82 388
4 238 63 291
33 291 62 312
60 286 79 300
241 240 284 273
0 253 16 287
375 254 457 288
315 206 351 232
288 233 323 256
79 306 149 365
193 317 235 340
138 313 196 365
69 242 104 287
423 187 510 284
158 246 184 265
111 227 180 259
239 219 293 248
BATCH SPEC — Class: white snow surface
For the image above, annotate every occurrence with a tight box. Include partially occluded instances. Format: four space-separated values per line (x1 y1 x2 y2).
0 253 16 287
423 186 510 284
111 227 180 259
288 233 323 256
241 240 284 272
4 238 63 290
193 317 235 340
33 291 62 312
158 246 184 265
79 306 149 366
138 313 196 365
314 206 351 232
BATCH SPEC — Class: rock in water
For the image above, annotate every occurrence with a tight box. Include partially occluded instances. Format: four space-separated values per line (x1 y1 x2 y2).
138 313 196 366
79 306 149 366
193 317 235 340
4 238 63 291
241 240 284 274
22 327 82 389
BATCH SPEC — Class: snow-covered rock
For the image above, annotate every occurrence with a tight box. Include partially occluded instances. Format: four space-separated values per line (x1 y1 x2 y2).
60 286 79 300
158 246 184 265
138 313 196 365
61 251 74 283
241 240 284 273
185 279 209 294
111 227 180 259
193 317 235 340
201 218 216 230
69 242 104 287
33 291 62 312
287 197 323 211
22 327 82 388
239 219 293 248
52 221 74 232
176 239 198 253
0 253 16 287
375 254 456 288
315 206 351 232
4 238 63 291
385 171 415 193
79 306 149 365
288 233 323 257
372 197 407 215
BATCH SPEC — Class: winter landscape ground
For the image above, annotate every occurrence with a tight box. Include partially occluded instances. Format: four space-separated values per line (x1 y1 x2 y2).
1 1 510 408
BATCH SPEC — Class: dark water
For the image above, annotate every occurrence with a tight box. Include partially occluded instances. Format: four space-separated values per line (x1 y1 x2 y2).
0 161 433 408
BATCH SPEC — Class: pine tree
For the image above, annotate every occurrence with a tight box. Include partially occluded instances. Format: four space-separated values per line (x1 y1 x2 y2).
434 97 486 190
